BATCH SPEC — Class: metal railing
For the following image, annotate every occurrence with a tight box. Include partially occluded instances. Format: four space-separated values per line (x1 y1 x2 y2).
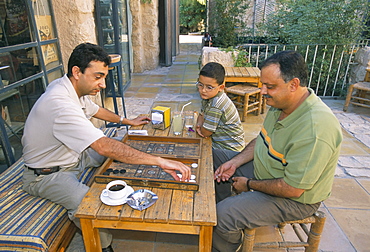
239 40 370 97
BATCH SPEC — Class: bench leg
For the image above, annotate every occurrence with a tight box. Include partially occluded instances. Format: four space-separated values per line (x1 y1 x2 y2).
343 84 354 112
242 94 250 122
257 91 262 115
241 228 256 252
306 212 326 252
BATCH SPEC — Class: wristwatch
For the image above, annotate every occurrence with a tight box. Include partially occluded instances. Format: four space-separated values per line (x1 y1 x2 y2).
246 179 254 191
119 115 124 125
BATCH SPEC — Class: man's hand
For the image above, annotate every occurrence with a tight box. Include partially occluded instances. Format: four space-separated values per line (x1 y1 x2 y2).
232 177 248 194
214 160 238 182
128 116 151 126
158 158 192 181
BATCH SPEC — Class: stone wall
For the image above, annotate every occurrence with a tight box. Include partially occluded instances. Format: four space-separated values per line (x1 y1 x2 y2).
52 0 103 127
349 46 370 83
201 47 235 67
52 0 160 73
129 0 160 72
52 0 97 73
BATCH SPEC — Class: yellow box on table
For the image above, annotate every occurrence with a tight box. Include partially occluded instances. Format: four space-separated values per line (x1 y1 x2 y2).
151 106 171 130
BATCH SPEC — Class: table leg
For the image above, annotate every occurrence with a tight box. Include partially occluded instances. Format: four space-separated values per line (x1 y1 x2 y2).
199 226 213 252
80 218 102 252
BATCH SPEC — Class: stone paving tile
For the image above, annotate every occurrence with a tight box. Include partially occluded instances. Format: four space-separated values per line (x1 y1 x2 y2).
325 178 370 209
329 208 370 252
358 178 370 193
316 206 356 252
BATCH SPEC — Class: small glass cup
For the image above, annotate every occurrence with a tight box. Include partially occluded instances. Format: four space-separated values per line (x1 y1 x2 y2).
172 111 183 136
184 111 194 129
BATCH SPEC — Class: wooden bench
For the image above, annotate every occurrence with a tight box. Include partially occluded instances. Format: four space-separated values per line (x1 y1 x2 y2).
0 128 116 252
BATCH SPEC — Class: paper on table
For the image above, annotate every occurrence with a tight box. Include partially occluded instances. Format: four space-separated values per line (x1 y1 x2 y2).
128 130 148 135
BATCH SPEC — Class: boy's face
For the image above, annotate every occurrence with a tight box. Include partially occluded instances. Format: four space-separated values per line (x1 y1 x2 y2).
197 75 224 100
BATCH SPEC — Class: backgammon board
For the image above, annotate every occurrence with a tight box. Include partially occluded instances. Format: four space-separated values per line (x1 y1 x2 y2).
94 135 202 191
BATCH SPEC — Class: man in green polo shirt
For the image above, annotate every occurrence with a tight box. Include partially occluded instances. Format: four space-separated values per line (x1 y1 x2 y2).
212 50 342 252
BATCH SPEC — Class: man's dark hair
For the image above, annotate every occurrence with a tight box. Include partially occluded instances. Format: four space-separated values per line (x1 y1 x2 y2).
199 62 225 85
67 43 111 77
260 50 308 87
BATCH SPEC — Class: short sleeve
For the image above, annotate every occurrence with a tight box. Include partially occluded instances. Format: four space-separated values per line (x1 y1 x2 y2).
53 106 105 154
203 107 223 132
80 96 100 119
283 137 333 190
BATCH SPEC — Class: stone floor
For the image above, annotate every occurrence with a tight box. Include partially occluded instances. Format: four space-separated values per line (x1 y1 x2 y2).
66 35 370 252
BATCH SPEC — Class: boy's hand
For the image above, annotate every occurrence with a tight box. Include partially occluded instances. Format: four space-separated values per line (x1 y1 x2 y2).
196 124 206 137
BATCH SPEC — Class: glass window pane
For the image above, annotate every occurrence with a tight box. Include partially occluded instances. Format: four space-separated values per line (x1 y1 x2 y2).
47 69 62 83
19 79 44 113
33 0 56 41
0 47 41 84
42 42 60 70
0 0 33 47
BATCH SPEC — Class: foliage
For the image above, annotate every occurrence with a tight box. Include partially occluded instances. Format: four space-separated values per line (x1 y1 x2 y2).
258 0 370 45
221 47 252 67
180 0 206 34
208 0 251 47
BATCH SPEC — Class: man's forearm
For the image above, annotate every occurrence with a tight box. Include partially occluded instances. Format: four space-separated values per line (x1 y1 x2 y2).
233 138 256 168
91 137 162 166
248 178 304 198
93 107 121 123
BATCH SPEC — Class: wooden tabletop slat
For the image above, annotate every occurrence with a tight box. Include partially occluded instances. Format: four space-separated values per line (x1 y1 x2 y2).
233 67 243 77
169 189 194 224
225 67 234 77
143 187 172 223
240 67 250 76
76 183 105 219
193 138 216 225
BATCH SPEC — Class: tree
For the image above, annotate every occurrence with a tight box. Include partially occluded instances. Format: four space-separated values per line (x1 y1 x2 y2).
180 0 206 34
259 0 370 45
208 0 251 47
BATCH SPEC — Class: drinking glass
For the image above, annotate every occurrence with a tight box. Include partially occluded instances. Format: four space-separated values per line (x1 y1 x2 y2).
172 111 183 135
184 111 194 129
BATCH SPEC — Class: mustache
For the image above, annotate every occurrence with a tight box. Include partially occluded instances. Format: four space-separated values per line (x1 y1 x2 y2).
263 94 272 98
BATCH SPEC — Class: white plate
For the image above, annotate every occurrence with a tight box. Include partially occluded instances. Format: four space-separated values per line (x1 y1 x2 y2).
100 186 134 206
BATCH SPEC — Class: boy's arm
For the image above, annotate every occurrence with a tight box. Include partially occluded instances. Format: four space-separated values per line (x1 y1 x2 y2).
196 113 213 138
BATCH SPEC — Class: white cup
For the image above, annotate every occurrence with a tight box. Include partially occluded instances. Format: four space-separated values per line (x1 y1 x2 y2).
102 180 129 200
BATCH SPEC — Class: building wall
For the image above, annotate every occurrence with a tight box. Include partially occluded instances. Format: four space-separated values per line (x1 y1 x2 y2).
52 0 97 73
129 0 160 72
52 0 160 74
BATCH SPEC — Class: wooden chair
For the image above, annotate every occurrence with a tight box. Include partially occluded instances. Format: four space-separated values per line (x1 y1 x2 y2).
225 84 264 122
343 68 370 112
241 211 326 252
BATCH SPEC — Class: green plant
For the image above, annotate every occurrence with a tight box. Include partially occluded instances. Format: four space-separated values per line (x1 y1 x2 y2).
180 0 206 34
221 47 252 67
258 0 369 45
208 0 251 47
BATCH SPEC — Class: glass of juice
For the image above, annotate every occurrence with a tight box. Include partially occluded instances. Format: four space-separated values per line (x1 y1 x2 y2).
173 111 183 135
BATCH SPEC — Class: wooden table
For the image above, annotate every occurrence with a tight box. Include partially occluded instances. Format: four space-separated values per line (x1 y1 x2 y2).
224 66 262 88
75 105 216 252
